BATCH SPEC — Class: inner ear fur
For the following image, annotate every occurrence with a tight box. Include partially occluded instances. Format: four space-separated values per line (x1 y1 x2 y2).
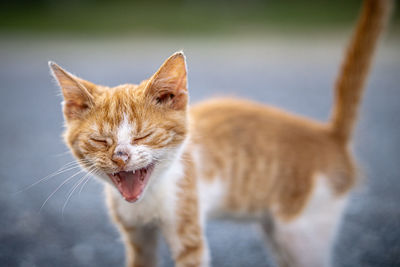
145 52 188 110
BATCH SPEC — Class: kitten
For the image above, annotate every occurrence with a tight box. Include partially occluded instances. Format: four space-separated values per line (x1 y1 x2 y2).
49 0 392 266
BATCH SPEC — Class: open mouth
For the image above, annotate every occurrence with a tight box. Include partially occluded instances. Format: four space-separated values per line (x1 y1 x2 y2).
107 164 154 202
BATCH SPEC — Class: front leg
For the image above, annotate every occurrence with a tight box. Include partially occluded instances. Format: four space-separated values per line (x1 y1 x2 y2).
118 224 158 267
163 218 208 267
162 162 209 267
106 189 158 267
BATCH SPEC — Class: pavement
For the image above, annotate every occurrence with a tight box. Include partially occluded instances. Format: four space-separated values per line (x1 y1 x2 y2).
0 33 399 267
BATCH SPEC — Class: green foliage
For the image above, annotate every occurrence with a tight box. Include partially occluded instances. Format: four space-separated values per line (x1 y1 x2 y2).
0 0 398 35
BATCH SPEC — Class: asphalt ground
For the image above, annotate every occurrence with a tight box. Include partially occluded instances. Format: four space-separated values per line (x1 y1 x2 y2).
0 33 399 267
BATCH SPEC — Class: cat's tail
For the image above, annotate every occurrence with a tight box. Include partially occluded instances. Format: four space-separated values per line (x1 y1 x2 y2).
330 0 393 144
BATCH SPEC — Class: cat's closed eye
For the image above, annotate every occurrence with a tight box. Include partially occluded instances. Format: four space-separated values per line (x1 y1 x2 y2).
89 137 110 146
133 132 153 144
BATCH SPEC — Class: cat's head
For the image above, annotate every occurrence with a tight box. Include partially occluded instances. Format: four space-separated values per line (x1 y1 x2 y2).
49 52 188 203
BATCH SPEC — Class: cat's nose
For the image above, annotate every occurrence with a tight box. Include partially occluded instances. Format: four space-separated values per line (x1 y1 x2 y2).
112 149 130 168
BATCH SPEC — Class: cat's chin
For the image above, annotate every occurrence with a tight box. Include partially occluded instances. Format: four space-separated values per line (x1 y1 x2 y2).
107 164 155 203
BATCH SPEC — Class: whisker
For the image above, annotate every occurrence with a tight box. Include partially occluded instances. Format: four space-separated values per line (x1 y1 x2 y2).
53 150 72 157
65 165 96 199
38 169 86 213
15 163 82 194
16 157 94 194
78 169 98 195
61 166 97 216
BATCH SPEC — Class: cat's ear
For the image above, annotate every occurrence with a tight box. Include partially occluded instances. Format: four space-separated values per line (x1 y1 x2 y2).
145 52 188 110
49 62 96 120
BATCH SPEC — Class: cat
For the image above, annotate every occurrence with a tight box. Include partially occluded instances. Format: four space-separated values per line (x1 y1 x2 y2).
48 0 392 266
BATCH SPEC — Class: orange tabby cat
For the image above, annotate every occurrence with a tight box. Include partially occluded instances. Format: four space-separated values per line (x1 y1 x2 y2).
49 0 392 266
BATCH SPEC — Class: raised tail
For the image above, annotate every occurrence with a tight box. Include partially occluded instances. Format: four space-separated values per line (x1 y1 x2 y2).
330 0 393 143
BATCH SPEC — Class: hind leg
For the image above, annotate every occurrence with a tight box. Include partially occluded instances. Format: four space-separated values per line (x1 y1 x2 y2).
261 215 332 267
261 199 347 266
270 219 334 267
260 215 295 267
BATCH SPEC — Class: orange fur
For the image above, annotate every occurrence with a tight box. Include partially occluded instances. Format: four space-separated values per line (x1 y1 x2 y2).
331 0 393 143
189 98 355 220
174 153 205 266
49 0 392 266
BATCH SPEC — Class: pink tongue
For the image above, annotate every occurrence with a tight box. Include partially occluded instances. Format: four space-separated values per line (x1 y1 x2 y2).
117 171 145 202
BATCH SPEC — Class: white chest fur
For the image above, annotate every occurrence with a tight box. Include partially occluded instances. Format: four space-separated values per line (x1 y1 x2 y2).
108 159 184 227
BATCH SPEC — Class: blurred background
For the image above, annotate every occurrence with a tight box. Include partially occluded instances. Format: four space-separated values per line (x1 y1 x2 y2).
0 0 399 266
